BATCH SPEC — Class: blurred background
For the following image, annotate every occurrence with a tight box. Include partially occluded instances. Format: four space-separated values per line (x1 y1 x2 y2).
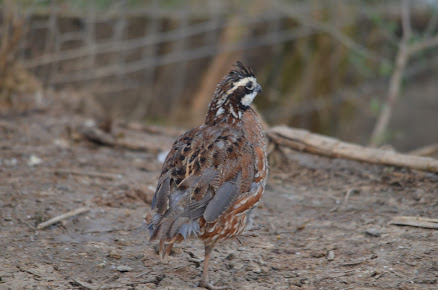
1 0 438 152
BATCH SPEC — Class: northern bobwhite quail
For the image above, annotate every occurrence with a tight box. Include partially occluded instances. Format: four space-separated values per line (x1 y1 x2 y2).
147 61 268 289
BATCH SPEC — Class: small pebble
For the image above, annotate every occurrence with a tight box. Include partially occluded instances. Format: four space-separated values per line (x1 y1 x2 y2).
229 262 244 270
116 265 133 272
366 228 381 237
28 155 42 166
246 262 261 273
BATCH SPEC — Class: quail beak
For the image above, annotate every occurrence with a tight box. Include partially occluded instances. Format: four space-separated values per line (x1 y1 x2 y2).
255 84 262 94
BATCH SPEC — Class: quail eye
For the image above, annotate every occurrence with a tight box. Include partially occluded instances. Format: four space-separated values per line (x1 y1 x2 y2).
246 82 254 90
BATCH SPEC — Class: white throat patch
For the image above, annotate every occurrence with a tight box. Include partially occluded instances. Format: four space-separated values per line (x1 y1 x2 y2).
241 90 258 106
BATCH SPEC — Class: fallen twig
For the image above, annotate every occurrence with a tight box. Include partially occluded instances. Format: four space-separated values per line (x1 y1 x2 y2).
268 126 438 173
342 188 357 206
17 265 42 279
389 216 438 230
330 188 358 212
37 206 89 230
135 270 152 278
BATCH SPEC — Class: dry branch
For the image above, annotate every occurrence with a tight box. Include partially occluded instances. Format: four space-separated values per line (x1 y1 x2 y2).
389 216 438 230
268 126 438 173
37 206 89 230
409 35 438 55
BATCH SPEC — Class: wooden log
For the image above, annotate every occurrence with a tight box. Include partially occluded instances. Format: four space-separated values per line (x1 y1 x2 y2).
268 126 438 173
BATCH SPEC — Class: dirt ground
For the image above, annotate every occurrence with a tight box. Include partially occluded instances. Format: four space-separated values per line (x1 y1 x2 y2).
1 106 437 289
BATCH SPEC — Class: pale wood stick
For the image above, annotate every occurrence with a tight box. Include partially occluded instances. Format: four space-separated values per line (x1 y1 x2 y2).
389 216 438 230
391 216 438 223
37 206 89 230
268 126 438 173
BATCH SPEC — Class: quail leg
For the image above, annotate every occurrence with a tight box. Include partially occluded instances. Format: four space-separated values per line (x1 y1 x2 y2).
199 244 229 290
159 240 174 262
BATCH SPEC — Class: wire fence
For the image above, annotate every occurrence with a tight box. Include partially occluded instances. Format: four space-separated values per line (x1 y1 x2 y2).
4 0 438 146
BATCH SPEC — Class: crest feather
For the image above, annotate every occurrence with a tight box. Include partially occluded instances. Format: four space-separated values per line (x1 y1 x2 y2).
228 61 254 81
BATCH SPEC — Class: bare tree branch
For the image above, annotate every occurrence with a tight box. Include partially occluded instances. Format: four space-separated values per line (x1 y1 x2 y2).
401 0 412 38
409 35 438 55
370 0 409 146
370 0 438 146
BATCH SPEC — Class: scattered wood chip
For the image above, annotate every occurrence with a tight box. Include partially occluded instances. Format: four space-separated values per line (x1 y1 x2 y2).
389 216 438 230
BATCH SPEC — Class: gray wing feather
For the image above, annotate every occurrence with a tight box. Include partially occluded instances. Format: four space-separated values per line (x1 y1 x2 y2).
203 181 238 223
151 177 171 214
185 189 213 219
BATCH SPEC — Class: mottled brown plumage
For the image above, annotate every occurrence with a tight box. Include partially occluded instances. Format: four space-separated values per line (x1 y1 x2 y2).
147 61 268 289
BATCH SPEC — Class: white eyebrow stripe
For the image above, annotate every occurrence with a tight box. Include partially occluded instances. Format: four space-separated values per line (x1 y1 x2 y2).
226 77 257 95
